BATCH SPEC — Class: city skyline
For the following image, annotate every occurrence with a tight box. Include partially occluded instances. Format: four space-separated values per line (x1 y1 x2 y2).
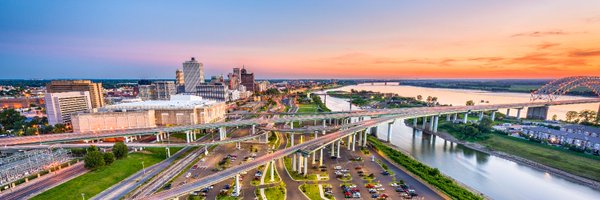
1 1 600 79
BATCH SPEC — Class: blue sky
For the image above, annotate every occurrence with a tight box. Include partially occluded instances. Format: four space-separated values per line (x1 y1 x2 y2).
1 1 599 79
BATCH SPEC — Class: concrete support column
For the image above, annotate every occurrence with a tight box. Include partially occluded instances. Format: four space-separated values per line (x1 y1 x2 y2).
453 113 458 121
433 116 439 133
204 145 208 155
446 114 451 121
491 111 496 121
300 135 304 144
347 135 352 150
516 108 522 119
387 121 394 142
166 147 171 158
363 128 369 146
479 111 484 121
422 116 428 129
290 121 294 129
336 140 341 158
319 148 324 166
358 130 363 148
303 155 308 175
463 113 469 124
323 119 326 127
186 131 190 143
156 133 161 142
330 142 335 157
506 109 511 117
270 160 275 182
413 118 418 126
234 174 241 195
236 142 241 150
312 151 316 164
290 134 294 146
219 127 226 141
298 152 303 173
292 153 297 171
352 133 356 151
429 116 435 131
252 125 256 135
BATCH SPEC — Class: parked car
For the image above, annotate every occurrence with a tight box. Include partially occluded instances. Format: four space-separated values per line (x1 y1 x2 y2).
381 171 390 176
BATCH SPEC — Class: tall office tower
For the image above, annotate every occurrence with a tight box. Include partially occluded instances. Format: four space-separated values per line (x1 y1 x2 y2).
233 68 241 79
154 81 176 100
183 57 204 93
240 67 255 92
44 91 92 125
138 85 157 100
175 69 185 86
46 80 105 108
227 73 240 90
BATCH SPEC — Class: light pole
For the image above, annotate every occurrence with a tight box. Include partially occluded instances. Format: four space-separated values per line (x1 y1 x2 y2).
142 161 146 174
81 193 85 200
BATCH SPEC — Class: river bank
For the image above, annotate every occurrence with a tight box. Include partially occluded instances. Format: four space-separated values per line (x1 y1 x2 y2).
410 124 600 191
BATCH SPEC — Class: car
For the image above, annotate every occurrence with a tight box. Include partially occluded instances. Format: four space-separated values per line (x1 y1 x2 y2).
185 172 192 178
163 183 172 190
408 189 418 196
319 166 327 169
334 166 342 170
400 184 409 190
320 168 327 172
192 165 198 170
371 193 379 198
381 171 390 176
374 184 382 188
390 183 399 187
376 187 385 191
224 184 231 189
200 158 206 162
193 174 199 179
331 156 338 159
369 189 377 193
355 166 362 170
395 187 404 192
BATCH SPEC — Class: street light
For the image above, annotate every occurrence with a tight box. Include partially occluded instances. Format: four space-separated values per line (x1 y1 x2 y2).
81 193 85 200
142 161 146 174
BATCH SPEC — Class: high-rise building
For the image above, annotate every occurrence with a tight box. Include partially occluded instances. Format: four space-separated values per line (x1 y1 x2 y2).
256 81 269 92
46 80 105 108
183 57 204 93
196 82 229 102
176 69 185 86
240 67 255 92
154 81 176 100
45 91 92 125
138 85 156 101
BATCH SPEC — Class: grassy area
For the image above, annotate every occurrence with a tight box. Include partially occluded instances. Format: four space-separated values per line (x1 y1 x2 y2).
283 157 317 181
480 134 600 181
369 136 483 200
299 183 322 200
259 182 286 200
297 103 319 113
264 161 281 183
32 147 179 200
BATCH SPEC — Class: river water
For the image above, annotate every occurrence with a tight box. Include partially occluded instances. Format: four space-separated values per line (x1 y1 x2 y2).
319 84 600 200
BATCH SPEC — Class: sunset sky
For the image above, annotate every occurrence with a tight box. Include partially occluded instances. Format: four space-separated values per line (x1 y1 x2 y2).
1 1 599 79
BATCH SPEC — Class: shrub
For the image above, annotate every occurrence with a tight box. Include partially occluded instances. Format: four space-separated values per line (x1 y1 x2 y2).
112 142 128 159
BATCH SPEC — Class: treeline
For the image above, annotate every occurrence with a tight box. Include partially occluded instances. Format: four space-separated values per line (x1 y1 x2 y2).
368 137 483 200
564 110 599 126
312 95 331 112
83 142 128 170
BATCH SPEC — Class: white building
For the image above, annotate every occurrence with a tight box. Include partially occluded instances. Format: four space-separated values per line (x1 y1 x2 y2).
44 91 92 125
102 95 226 126
183 57 204 93
71 110 156 133
196 83 229 102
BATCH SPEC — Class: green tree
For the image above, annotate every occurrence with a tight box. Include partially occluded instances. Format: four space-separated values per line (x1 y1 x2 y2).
112 142 128 159
565 111 579 122
87 145 100 153
478 117 493 133
103 152 115 165
578 110 597 123
551 114 558 121
84 150 105 169
416 95 422 101
0 109 26 131
466 100 475 106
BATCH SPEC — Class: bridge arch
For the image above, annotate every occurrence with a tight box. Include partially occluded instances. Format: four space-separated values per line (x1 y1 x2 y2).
531 76 600 101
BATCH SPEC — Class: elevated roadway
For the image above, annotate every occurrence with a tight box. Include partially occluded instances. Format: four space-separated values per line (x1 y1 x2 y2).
0 98 598 147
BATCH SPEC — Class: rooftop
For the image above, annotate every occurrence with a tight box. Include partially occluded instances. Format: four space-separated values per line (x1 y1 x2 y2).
103 95 219 110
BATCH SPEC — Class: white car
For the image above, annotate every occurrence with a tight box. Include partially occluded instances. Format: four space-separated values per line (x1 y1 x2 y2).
334 166 342 170
390 183 399 187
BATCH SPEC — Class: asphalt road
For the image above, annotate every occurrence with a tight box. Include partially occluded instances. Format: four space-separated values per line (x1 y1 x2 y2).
0 162 87 200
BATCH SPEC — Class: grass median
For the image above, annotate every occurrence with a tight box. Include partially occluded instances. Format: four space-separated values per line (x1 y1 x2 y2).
31 147 180 200
480 134 600 181
368 136 483 200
